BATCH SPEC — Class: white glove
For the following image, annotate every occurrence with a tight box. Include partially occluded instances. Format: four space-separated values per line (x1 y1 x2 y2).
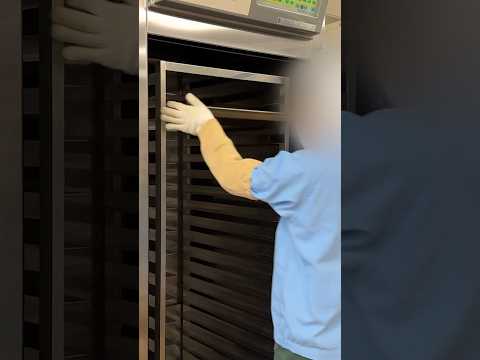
161 94 214 136
51 0 138 75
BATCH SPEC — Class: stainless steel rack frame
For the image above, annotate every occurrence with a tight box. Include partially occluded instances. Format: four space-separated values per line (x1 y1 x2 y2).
141 59 288 360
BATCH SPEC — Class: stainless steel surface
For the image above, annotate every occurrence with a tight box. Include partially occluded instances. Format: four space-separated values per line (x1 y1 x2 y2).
281 78 291 150
149 0 326 38
165 62 286 84
147 11 322 59
158 60 168 360
209 107 283 122
138 1 149 360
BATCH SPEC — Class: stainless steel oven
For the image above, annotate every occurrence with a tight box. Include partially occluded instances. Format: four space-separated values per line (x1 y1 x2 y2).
139 2 329 359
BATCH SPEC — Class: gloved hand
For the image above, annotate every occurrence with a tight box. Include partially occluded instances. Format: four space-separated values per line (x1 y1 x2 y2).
51 0 138 75
161 93 214 136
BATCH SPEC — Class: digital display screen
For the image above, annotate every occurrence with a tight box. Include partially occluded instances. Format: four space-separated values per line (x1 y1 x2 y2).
257 0 321 17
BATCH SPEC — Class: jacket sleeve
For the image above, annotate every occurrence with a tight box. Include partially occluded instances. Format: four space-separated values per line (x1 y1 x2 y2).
250 150 309 217
197 118 262 200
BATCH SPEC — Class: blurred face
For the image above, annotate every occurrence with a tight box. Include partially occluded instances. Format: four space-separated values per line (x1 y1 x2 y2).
288 25 341 150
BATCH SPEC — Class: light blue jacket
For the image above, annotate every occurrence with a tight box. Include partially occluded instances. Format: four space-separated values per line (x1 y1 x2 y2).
251 150 341 360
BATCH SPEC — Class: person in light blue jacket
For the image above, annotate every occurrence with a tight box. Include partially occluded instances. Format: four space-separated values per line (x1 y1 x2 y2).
161 36 341 359
253 148 340 360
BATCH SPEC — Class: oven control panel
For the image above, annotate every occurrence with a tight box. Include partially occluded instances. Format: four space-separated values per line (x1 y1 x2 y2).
150 0 328 38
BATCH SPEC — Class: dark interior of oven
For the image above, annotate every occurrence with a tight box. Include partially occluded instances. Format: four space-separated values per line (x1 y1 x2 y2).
147 45 291 360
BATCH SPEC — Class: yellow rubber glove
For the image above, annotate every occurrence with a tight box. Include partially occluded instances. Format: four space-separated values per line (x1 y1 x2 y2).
161 94 262 199
198 119 262 200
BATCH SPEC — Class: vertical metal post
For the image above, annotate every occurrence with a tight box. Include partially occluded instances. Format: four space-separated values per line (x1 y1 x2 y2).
39 0 64 359
138 1 149 360
92 67 107 359
281 79 291 151
177 132 184 360
50 27 65 360
177 78 186 360
155 61 167 360
0 1 23 359
51 31 65 360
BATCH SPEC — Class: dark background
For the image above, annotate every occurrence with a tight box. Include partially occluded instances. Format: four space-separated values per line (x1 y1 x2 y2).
343 0 480 114
0 1 23 358
342 1 480 359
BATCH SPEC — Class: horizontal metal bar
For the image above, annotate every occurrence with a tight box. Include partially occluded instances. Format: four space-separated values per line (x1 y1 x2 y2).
164 61 285 84
184 245 273 276
184 252 273 289
183 277 269 317
209 107 283 122
183 200 277 221
182 335 224 360
183 307 272 356
183 291 273 338
185 215 275 242
183 233 274 263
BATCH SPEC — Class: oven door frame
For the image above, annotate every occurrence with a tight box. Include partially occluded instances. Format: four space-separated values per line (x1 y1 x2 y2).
143 58 289 360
